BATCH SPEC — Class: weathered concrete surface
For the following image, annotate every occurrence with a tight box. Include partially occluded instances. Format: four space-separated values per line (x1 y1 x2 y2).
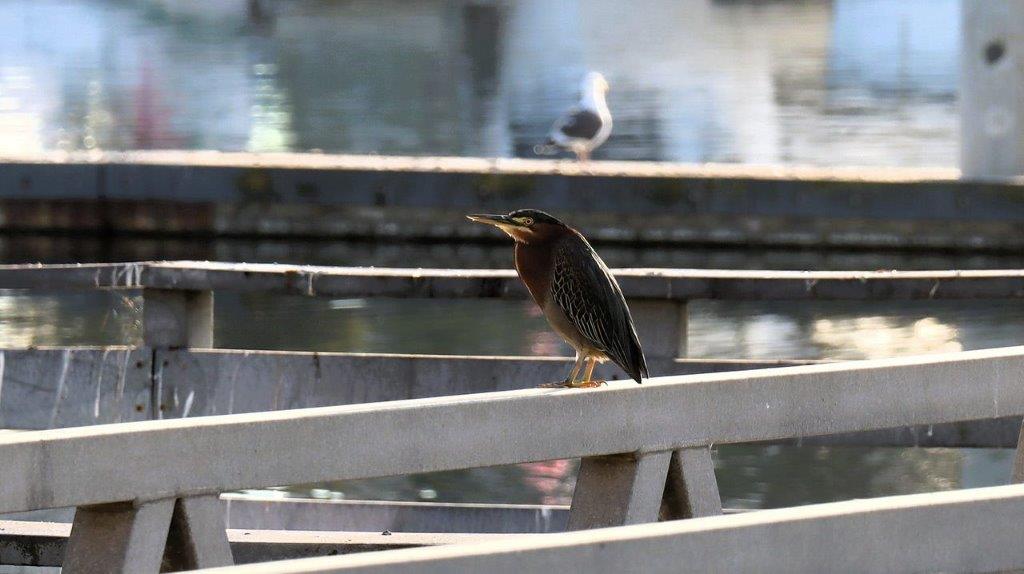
143 348 1024 448
0 520 68 568
628 301 685 359
5 261 1024 302
0 347 150 430
2 346 1024 515
1 496 740 539
63 499 175 574
1013 422 1024 483
141 262 1024 301
61 496 232 573
142 289 214 349
1 346 1017 447
0 520 518 567
220 497 569 535
4 152 1024 250
193 484 1024 574
5 261 1024 303
661 448 722 520
155 349 804 418
567 452 671 530
163 496 233 571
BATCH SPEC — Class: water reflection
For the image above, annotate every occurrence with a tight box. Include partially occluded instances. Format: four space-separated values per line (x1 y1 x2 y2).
0 0 960 165
688 300 1024 361
291 446 1015 509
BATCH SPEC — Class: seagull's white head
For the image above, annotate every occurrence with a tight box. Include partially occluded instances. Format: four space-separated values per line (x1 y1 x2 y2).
582 72 609 95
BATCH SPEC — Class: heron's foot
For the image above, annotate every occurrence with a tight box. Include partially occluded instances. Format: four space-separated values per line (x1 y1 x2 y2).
570 380 606 389
539 380 572 388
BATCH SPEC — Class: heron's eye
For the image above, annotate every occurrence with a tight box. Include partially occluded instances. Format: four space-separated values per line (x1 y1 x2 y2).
514 216 534 226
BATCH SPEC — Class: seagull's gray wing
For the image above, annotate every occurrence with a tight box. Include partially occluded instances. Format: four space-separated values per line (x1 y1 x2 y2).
552 108 604 140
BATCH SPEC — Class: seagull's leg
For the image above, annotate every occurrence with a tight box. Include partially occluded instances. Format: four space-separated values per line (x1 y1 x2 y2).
572 356 605 388
540 352 585 388
577 149 589 162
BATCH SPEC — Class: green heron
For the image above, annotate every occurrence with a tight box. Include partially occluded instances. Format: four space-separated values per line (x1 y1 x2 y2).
468 209 647 388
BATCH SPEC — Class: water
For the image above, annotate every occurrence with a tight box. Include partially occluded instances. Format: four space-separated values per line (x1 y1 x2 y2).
0 0 959 166
0 0 1013 514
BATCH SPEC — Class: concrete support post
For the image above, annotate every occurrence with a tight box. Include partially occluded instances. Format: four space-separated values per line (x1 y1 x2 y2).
142 289 214 349
567 451 672 530
661 447 722 519
163 496 233 571
64 499 175 574
1013 423 1024 483
961 1 1024 178
63 496 232 573
628 301 688 373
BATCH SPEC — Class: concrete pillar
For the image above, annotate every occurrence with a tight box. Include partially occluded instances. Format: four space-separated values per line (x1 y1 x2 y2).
567 451 671 530
142 289 214 349
1013 424 1024 483
143 289 213 420
163 496 233 570
961 1 1024 178
661 447 722 519
628 301 688 373
63 496 233 572
64 499 175 573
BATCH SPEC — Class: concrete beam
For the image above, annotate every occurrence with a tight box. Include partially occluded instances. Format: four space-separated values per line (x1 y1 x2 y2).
2 496 745 542
155 349 802 418
142 289 214 349
140 261 1024 301
8 151 1024 250
0 347 150 430
218 497 571 534
2 346 1018 447
3 261 1024 302
189 484 1024 574
628 301 686 360
0 520 516 568
2 347 1024 515
1013 422 1024 483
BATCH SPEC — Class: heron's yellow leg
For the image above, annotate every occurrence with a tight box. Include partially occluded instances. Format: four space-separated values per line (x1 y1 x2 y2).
539 353 586 388
572 356 606 388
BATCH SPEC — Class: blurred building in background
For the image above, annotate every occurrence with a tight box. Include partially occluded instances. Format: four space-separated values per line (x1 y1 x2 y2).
0 0 960 166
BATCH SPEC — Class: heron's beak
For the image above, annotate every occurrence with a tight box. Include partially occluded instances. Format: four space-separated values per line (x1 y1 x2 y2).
467 214 520 227
468 213 532 242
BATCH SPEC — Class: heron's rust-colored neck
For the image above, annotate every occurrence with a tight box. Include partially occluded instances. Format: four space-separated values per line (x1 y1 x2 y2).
515 240 552 306
512 223 574 306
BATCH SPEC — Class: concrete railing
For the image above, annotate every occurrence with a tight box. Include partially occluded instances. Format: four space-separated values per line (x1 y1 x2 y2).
3 261 1024 446
5 260 1024 362
194 484 1024 574
3 346 1024 570
0 346 817 427
4 346 1019 448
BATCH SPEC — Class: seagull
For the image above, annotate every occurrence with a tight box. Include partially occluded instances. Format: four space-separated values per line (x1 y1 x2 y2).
535 72 612 161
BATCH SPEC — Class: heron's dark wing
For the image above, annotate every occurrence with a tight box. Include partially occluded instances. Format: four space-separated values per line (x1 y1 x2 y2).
551 235 648 382
554 108 603 140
